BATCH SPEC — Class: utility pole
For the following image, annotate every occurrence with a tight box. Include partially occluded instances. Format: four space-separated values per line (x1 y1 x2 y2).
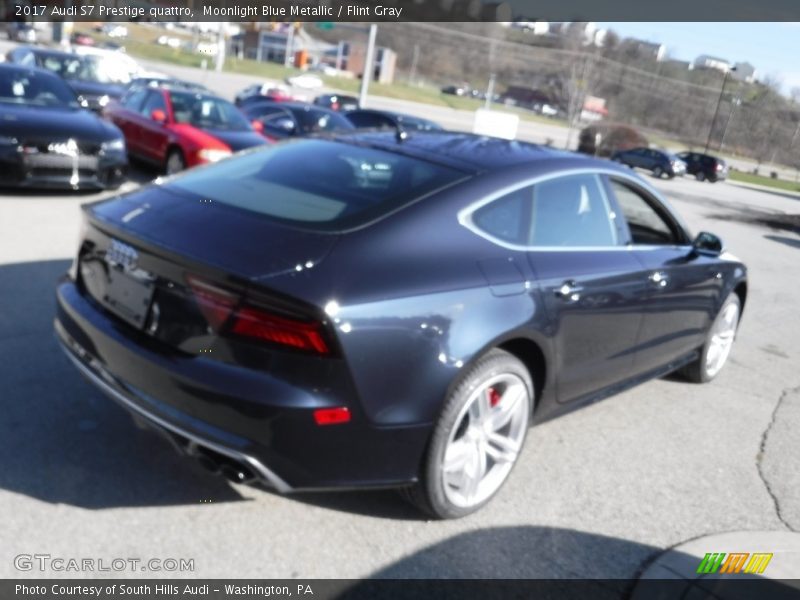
705 66 736 154
408 44 419 86
485 73 496 110
358 24 378 108
215 22 226 73
719 97 740 151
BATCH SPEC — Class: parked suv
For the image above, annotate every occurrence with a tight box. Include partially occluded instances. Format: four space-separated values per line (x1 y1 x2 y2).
676 152 728 182
612 147 687 179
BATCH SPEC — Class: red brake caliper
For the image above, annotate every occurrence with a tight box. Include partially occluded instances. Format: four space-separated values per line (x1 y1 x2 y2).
488 387 502 408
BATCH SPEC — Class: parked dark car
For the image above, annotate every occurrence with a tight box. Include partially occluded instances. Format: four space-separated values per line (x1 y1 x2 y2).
6 46 125 111
346 109 443 132
234 83 293 106
312 93 360 112
578 123 648 157
676 152 728 182
105 85 266 173
124 76 207 94
441 84 469 96
55 132 747 519
241 101 355 142
612 147 687 179
0 63 127 189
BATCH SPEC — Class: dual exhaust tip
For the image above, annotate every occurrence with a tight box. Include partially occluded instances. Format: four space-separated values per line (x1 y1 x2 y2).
193 447 257 485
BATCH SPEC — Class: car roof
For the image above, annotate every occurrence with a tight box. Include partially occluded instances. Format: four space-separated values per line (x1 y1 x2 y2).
13 46 74 60
247 101 337 114
334 130 597 173
0 62 60 79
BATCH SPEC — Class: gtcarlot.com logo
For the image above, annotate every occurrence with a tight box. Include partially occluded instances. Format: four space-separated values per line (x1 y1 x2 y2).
14 554 195 573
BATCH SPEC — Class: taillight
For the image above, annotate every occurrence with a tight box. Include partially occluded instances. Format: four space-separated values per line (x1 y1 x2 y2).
331 102 340 111
187 276 331 355
716 163 723 171
231 306 330 354
187 276 237 331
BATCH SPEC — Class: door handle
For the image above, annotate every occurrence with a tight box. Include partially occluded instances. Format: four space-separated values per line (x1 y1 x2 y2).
554 280 583 302
648 271 669 288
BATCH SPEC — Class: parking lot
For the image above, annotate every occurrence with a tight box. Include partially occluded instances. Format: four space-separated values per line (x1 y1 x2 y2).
1 48 799 582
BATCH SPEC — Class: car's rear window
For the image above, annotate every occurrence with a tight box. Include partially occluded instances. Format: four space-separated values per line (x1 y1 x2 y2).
166 139 467 231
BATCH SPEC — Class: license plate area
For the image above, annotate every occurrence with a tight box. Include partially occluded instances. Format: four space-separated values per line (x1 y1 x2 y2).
103 268 154 329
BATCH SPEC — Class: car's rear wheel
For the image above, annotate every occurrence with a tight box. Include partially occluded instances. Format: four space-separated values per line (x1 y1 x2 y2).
680 293 741 383
402 349 532 519
165 148 186 175
696 171 706 182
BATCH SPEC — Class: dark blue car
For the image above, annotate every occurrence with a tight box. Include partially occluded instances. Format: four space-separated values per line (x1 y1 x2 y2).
612 146 687 179
55 132 747 518
6 46 126 112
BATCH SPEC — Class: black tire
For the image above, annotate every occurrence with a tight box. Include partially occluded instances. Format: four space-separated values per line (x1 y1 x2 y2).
401 349 533 519
679 293 741 383
165 148 186 175
696 171 706 182
653 166 664 178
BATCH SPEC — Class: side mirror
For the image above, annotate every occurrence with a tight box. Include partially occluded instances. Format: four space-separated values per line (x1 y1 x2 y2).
692 231 724 256
150 109 167 123
251 119 264 133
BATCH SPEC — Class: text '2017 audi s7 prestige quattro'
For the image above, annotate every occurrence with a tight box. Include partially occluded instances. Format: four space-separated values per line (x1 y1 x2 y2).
55 132 747 518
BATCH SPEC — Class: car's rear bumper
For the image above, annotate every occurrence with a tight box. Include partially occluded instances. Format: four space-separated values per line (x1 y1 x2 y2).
55 279 431 490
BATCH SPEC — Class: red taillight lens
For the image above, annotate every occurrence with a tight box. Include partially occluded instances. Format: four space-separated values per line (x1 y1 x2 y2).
313 407 351 425
331 102 340 111
188 276 331 355
187 276 238 331
231 306 330 355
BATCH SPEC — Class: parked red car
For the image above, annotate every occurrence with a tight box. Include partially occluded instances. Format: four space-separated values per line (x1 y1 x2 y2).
105 85 267 173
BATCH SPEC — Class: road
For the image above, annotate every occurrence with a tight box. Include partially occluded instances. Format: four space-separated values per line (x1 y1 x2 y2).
0 45 799 584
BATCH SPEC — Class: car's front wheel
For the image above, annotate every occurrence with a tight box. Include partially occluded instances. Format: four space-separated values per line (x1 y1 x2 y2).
165 148 186 175
653 166 664 178
680 293 741 383
403 349 533 519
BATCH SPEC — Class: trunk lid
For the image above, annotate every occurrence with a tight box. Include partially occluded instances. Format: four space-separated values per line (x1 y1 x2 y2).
88 183 338 281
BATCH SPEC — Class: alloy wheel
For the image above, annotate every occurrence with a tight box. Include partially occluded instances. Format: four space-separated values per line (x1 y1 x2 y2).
441 373 530 508
704 301 739 377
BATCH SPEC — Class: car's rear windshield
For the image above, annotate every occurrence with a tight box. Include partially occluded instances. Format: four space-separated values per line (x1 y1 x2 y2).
166 139 467 231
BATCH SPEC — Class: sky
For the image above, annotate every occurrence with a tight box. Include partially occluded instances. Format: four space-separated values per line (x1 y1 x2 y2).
599 22 800 95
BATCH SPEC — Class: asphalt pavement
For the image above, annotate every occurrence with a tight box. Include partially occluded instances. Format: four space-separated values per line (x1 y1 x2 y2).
0 44 798 582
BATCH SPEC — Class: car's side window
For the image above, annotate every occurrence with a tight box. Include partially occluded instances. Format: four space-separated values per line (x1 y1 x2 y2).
121 88 147 112
529 174 617 247
608 179 681 245
472 187 531 245
140 90 166 118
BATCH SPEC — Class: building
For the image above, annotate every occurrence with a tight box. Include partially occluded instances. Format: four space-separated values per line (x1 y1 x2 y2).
732 62 757 83
336 42 397 84
693 55 732 73
621 39 667 62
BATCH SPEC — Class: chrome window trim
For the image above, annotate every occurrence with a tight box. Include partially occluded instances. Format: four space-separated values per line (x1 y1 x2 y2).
458 167 690 252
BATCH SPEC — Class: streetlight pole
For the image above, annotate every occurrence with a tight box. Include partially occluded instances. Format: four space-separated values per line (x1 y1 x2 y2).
719 96 740 151
705 66 736 154
358 24 378 108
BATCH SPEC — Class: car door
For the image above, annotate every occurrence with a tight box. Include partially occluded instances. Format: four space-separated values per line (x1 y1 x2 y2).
604 175 724 376
253 106 297 141
519 173 652 403
136 89 171 165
